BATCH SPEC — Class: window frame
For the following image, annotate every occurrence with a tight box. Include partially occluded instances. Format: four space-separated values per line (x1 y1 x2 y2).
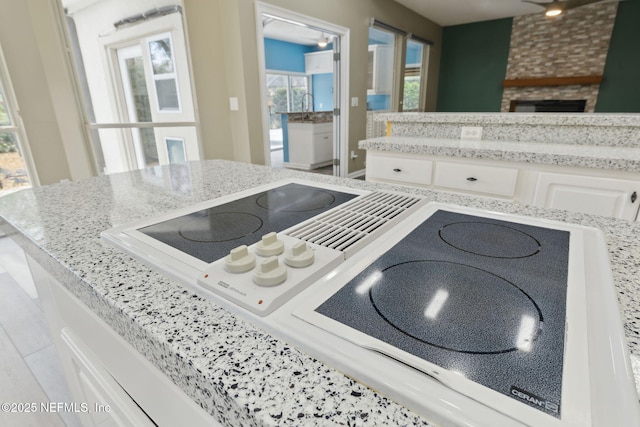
0 42 39 188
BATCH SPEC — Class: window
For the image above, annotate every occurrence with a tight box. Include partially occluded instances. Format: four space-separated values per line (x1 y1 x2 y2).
367 21 432 113
402 38 430 112
60 0 198 175
148 34 181 112
0 44 35 193
367 26 396 111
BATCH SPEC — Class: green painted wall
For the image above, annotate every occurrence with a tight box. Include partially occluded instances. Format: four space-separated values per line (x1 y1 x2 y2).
595 0 640 112
436 18 512 112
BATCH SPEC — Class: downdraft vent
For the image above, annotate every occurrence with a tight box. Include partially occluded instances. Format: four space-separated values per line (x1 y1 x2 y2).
285 191 423 256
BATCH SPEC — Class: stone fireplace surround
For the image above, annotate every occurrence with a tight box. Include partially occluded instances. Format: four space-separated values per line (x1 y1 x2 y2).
500 2 619 113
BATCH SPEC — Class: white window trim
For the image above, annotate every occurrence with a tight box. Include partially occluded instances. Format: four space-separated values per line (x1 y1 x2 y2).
0 43 39 187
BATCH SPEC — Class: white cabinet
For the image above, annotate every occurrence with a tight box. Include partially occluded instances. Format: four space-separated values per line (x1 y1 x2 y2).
434 162 519 197
304 51 333 74
26 255 220 427
287 122 333 170
533 172 640 221
364 150 640 221
367 45 393 95
366 152 432 186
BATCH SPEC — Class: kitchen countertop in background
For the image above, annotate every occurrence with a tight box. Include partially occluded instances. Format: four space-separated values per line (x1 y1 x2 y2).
359 136 640 172
0 160 638 426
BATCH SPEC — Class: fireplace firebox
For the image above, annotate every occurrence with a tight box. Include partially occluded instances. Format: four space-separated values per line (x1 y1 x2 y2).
509 99 587 113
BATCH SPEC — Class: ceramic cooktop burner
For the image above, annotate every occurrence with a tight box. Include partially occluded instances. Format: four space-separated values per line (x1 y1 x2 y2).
370 260 543 354
179 212 264 243
256 188 336 212
438 222 541 258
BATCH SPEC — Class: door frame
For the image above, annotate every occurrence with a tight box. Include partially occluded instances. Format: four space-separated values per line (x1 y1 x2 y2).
254 2 350 177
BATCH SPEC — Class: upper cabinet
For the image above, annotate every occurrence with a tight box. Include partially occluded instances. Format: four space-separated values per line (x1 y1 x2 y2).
367 45 393 95
304 51 333 74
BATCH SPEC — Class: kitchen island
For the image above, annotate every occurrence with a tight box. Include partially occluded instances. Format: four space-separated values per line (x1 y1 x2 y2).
0 159 639 426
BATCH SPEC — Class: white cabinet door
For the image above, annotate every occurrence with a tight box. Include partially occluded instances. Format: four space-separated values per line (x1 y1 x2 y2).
434 162 519 197
304 51 332 74
287 123 333 169
366 152 432 186
313 132 333 163
533 172 640 220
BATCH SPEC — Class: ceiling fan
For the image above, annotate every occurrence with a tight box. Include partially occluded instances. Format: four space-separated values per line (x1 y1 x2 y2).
523 0 612 17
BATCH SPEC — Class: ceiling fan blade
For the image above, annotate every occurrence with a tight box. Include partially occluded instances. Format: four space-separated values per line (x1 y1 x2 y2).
522 0 554 8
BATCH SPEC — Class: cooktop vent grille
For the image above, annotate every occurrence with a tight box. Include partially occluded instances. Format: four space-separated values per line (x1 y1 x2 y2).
284 191 424 256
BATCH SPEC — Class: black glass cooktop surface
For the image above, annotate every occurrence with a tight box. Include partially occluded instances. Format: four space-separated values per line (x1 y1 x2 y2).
138 183 357 263
316 210 570 418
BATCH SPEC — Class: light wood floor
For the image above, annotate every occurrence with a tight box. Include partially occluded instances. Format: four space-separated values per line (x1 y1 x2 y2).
0 237 81 427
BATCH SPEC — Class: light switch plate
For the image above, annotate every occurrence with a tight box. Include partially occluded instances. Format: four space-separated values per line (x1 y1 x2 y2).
229 97 239 111
351 97 359 107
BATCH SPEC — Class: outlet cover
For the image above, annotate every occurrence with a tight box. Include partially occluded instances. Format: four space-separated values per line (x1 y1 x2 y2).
460 126 483 140
229 97 239 111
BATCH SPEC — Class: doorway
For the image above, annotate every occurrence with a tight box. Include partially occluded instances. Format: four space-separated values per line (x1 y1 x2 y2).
255 3 350 177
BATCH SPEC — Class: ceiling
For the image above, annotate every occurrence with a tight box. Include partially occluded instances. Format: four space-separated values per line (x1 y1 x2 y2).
393 0 551 26
262 18 330 46
261 1 567 45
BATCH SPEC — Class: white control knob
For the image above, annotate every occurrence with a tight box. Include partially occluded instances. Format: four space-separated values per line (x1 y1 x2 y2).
284 241 315 268
224 245 255 273
253 256 287 287
255 232 285 257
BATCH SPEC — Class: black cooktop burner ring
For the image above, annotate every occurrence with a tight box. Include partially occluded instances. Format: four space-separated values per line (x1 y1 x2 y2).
369 260 544 355
255 188 336 212
178 211 264 243
438 221 542 259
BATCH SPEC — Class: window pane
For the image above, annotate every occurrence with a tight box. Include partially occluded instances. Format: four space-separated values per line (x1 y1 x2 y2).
155 79 179 111
0 132 31 191
0 84 10 126
140 128 159 166
402 39 426 112
367 27 395 111
290 76 309 112
125 57 152 122
166 138 186 163
149 38 175 74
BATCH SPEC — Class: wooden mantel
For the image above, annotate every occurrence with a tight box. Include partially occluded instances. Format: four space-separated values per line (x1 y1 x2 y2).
502 75 603 87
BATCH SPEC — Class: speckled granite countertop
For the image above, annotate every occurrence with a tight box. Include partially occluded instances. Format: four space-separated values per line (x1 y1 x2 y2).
375 112 640 127
0 160 639 426
372 112 640 147
359 136 640 172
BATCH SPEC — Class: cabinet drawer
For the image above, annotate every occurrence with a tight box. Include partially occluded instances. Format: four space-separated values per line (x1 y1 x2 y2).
434 162 518 197
366 154 432 186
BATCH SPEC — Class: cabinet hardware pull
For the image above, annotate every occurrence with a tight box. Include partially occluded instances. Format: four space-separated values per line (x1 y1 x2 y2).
393 168 402 172
466 177 478 182
632 191 637 203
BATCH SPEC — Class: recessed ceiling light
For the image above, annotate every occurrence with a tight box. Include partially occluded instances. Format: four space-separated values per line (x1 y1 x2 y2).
545 7 563 17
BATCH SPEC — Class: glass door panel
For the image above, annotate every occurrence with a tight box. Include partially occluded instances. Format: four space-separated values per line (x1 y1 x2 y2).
402 39 427 112
367 27 395 111
118 45 159 169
